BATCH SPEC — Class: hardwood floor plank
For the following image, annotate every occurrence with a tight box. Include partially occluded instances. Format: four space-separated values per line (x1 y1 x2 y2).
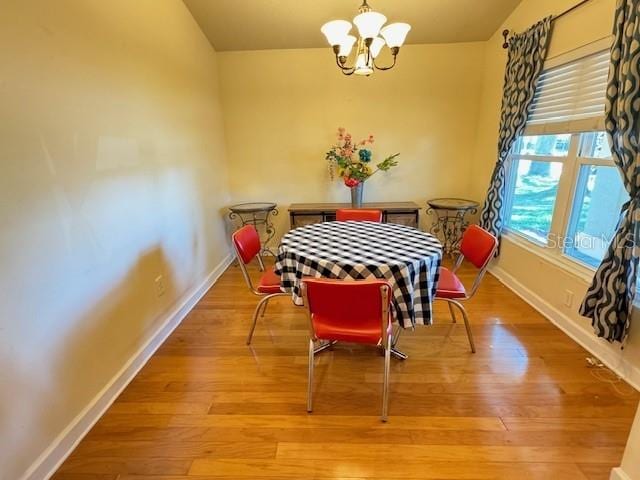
55 457 191 475
501 417 635 431
51 474 118 480
68 440 276 459
577 463 617 480
275 442 622 464
84 425 415 444
182 414 506 430
108 401 212 415
187 458 589 479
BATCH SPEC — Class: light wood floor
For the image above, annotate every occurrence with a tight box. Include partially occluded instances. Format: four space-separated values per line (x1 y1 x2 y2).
53 259 639 480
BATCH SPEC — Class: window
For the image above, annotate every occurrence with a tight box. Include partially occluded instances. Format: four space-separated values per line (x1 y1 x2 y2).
565 133 628 267
503 46 627 272
505 135 567 244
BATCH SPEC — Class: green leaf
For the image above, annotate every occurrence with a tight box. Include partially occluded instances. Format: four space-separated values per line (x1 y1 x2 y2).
376 153 400 171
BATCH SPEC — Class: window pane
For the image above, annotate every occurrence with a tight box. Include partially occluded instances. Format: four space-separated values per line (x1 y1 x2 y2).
580 131 612 159
517 134 571 157
565 165 628 267
506 159 563 244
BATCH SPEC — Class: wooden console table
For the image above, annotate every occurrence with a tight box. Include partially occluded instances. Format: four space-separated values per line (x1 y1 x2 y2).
288 202 420 229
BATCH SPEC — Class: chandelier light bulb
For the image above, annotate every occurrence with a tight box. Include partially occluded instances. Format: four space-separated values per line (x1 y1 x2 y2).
369 37 385 58
338 35 357 57
380 23 411 48
353 11 387 40
320 20 352 46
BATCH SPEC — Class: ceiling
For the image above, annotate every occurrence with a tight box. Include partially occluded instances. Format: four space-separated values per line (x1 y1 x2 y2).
183 0 522 52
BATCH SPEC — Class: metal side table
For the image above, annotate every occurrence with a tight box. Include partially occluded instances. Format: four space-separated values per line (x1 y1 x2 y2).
427 198 479 256
228 202 278 256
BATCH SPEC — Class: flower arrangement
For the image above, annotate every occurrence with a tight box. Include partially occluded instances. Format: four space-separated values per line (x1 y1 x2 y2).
326 127 399 188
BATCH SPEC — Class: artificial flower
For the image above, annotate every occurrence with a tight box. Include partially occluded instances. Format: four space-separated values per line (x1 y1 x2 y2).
359 149 372 163
344 177 360 187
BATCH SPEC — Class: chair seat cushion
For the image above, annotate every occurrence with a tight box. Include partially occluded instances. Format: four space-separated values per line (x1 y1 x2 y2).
257 268 283 294
313 316 386 345
435 267 466 299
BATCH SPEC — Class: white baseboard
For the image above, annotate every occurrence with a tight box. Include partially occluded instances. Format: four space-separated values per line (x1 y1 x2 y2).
610 467 632 480
21 253 234 480
489 265 640 392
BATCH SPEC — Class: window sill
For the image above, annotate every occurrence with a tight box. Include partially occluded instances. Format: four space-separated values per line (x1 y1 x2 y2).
501 230 596 284
501 230 640 311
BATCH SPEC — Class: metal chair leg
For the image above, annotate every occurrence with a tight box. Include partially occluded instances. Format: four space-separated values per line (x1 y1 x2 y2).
389 326 408 360
246 293 287 345
260 299 269 317
246 296 270 345
448 302 457 323
307 338 314 413
382 334 391 422
454 301 475 353
257 255 265 272
313 340 337 354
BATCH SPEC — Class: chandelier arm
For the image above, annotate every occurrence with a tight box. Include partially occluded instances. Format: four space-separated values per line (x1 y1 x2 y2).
334 54 356 74
373 54 398 71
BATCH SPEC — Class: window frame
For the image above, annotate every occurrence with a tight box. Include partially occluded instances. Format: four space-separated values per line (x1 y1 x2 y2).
503 145 567 247
503 131 620 276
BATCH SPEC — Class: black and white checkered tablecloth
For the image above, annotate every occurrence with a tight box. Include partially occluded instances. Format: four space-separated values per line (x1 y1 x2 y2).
274 221 442 328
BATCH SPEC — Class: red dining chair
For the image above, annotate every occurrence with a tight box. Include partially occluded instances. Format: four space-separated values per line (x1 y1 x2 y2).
435 225 498 353
301 278 393 421
232 225 288 345
335 208 383 222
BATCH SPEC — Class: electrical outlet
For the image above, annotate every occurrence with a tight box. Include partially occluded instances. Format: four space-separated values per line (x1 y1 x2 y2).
155 275 166 297
564 290 574 307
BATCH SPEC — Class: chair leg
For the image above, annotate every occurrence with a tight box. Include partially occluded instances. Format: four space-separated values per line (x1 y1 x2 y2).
453 301 475 353
257 254 265 272
382 334 392 422
307 338 315 413
260 299 269 317
448 302 457 323
246 296 270 345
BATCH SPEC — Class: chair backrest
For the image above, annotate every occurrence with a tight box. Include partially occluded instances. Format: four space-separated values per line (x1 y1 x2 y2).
232 225 261 265
452 225 498 298
231 225 264 293
301 278 391 344
336 209 383 222
459 225 498 270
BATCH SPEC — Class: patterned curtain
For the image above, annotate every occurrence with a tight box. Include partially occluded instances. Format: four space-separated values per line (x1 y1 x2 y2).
579 0 640 343
479 18 552 240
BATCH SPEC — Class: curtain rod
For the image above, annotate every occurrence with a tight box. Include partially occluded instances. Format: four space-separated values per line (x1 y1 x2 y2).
502 0 594 48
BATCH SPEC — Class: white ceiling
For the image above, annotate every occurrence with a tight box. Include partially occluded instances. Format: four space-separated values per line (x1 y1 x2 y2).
184 0 522 52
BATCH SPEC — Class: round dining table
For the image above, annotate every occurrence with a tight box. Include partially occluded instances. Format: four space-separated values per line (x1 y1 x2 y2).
274 221 443 333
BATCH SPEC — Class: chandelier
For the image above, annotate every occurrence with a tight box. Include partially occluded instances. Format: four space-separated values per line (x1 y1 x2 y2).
320 0 411 76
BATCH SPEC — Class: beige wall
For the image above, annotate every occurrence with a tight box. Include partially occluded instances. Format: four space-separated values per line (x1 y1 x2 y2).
217 43 485 237
0 1 231 478
470 0 640 382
